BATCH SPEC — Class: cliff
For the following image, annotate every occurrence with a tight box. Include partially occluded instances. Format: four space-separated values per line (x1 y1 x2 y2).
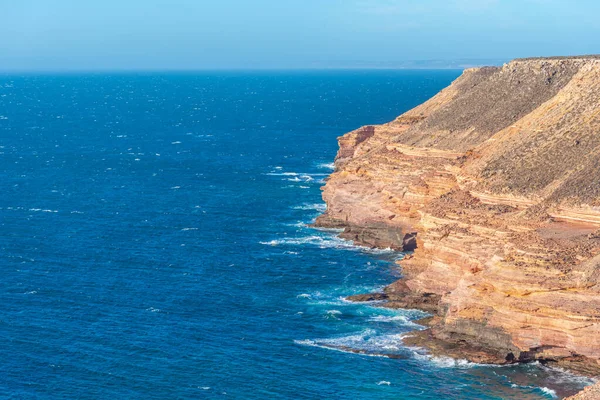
567 382 600 399
315 56 600 376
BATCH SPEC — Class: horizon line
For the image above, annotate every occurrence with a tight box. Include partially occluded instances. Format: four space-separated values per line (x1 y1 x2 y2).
0 65 493 75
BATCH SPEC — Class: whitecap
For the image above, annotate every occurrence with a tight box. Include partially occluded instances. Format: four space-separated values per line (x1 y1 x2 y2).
317 162 335 170
368 315 421 328
266 172 298 176
295 329 408 357
260 233 395 256
284 221 306 228
28 208 59 213
292 203 326 212
259 235 354 250
171 141 181 144
506 381 560 398
377 381 391 386
181 228 198 231
411 351 482 369
539 387 557 398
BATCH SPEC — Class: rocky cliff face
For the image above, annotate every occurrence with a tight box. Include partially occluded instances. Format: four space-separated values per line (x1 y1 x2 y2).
315 56 600 375
566 382 600 399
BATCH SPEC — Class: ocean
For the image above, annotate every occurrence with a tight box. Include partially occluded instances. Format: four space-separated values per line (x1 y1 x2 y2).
0 71 592 399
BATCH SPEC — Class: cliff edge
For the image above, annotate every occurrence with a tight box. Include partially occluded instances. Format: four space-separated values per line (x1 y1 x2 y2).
316 56 600 377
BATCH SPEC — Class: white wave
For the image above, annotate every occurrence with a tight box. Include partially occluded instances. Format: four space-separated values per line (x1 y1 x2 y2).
294 339 389 358
181 227 198 231
307 298 355 307
146 307 161 313
292 203 326 212
28 208 58 213
284 221 308 228
411 351 482 369
266 172 299 176
284 175 320 183
297 293 311 299
260 235 361 251
368 315 421 328
317 162 335 170
539 387 557 398
377 381 391 386
171 141 181 144
267 171 329 178
295 330 408 358
508 382 559 398
325 309 342 316
539 364 597 387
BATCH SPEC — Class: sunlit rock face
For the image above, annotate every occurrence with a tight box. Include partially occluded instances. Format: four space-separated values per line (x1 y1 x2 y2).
316 56 600 374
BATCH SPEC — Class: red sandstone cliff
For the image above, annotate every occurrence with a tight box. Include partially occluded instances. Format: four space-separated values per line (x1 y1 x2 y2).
316 56 600 376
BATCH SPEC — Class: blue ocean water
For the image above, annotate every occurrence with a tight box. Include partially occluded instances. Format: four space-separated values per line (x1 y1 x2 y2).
0 71 593 399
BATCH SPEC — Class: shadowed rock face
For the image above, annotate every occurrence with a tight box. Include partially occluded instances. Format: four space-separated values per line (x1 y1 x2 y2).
315 56 600 375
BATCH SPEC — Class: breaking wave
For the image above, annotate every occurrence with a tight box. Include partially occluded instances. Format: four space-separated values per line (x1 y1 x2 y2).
295 329 408 358
291 203 327 212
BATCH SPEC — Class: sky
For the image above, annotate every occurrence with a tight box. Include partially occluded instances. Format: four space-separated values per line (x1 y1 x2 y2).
1 0 599 71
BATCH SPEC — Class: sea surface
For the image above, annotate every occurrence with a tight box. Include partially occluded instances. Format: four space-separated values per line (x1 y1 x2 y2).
0 71 594 399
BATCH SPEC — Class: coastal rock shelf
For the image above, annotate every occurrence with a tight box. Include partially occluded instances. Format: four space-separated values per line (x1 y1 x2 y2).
316 56 600 375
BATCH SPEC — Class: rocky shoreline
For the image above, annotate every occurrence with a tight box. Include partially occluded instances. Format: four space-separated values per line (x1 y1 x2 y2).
316 56 600 397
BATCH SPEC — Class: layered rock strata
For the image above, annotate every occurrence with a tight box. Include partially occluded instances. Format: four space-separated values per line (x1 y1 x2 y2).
316 56 600 376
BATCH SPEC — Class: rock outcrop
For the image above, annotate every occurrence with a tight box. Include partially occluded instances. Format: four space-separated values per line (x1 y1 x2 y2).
566 382 600 399
316 56 600 376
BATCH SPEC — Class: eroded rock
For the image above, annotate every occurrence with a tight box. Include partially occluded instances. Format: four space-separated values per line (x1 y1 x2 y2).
319 56 600 377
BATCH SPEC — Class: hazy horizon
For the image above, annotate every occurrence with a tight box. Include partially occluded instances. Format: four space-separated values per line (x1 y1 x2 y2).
2 0 599 71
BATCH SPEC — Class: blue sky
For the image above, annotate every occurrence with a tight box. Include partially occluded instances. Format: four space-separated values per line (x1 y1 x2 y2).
1 0 599 70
